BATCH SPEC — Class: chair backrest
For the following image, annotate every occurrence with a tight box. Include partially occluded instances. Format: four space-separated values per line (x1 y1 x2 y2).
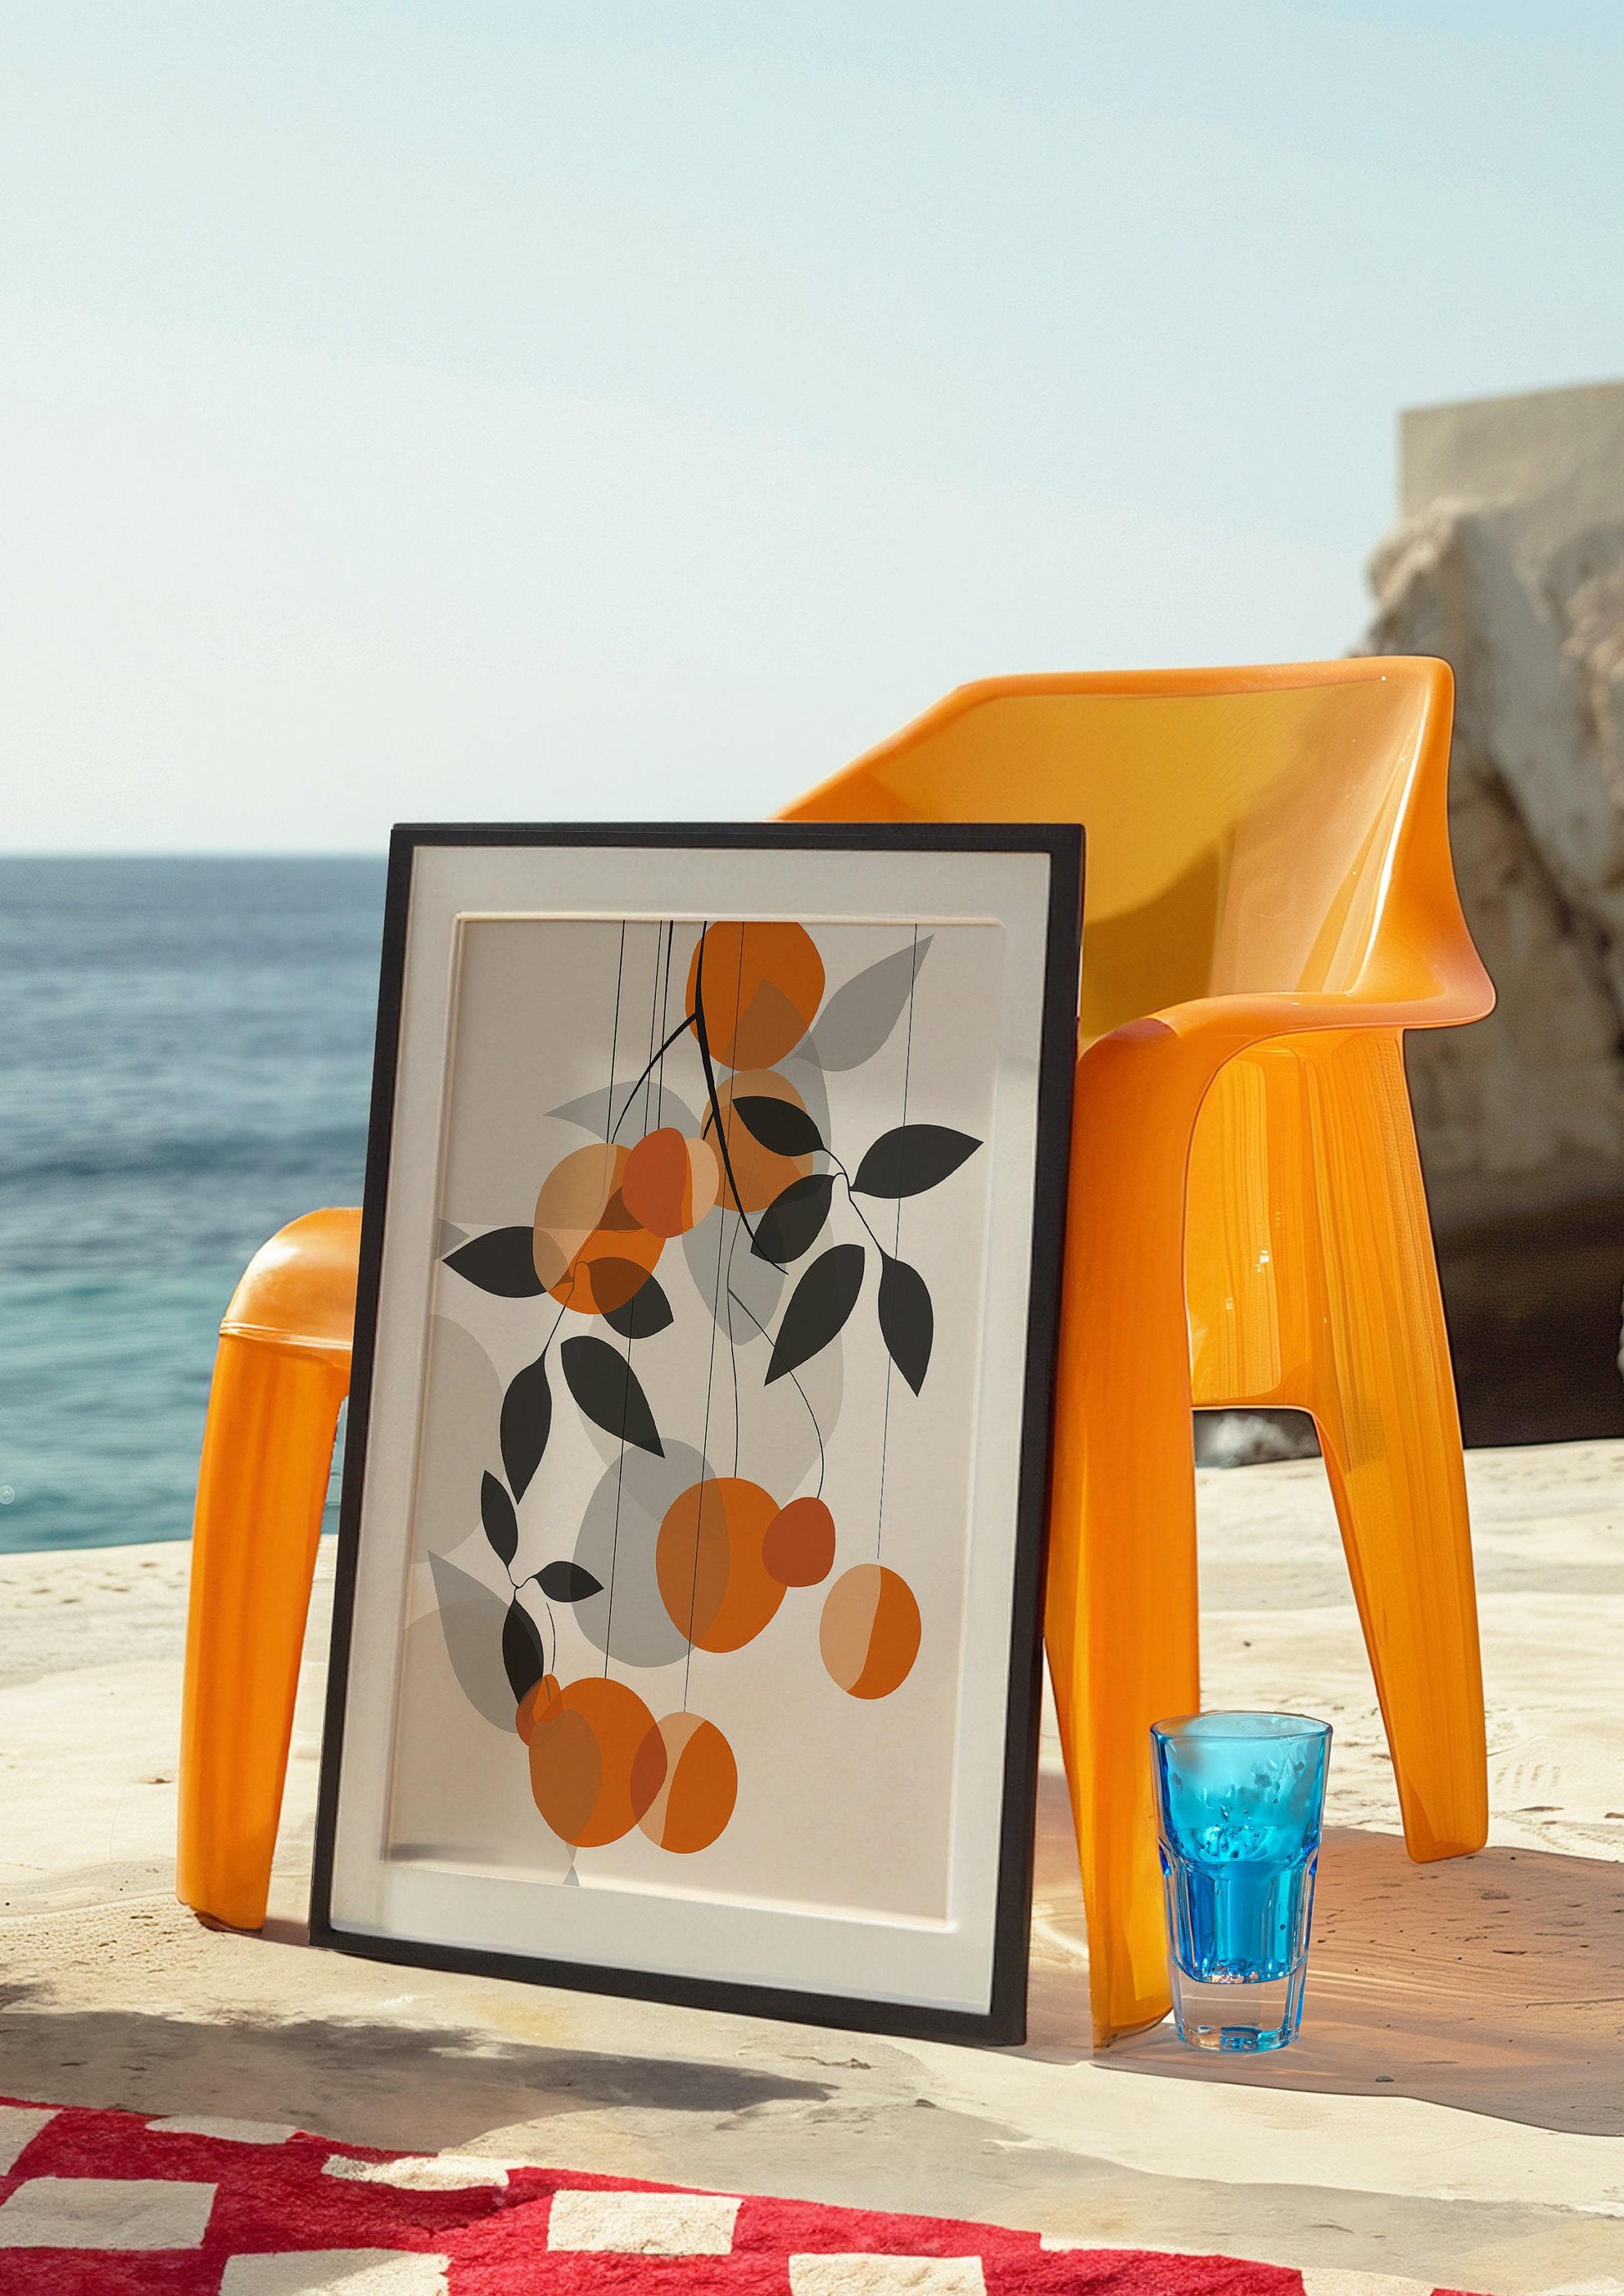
782 661 1480 1043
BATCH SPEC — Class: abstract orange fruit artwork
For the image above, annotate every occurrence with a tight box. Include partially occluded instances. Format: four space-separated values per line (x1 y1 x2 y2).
655 1478 785 1652
435 915 984 1875
638 1713 739 1853
621 1126 720 1237
761 1496 837 1588
685 920 825 1069
532 1145 663 1316
820 1564 923 1700
526 1676 665 1848
514 1673 561 1743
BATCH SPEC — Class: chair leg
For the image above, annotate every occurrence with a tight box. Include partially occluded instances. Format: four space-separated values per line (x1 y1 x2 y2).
177 1332 349 1929
1304 1033 1488 1861
1046 1025 1204 2046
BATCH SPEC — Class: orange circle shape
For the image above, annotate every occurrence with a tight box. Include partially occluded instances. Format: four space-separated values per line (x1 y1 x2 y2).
687 922 824 1070
762 1496 836 1588
533 1145 662 1314
638 1712 739 1854
656 1477 785 1652
527 1675 665 1848
622 1127 721 1238
515 1673 561 1744
709 1071 814 1215
552 1200 663 1314
820 1564 922 1700
533 1141 623 1288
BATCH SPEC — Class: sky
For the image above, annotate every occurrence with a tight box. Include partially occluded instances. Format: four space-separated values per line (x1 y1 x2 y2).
2 3 1621 849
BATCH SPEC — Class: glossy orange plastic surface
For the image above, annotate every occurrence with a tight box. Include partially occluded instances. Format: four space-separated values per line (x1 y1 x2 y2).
784 658 1492 2042
175 659 1491 2052
177 1209 359 1931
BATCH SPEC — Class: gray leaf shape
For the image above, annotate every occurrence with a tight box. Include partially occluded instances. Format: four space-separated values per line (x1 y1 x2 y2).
428 1552 519 1730
684 1211 784 1344
779 1041 830 1143
416 1319 502 1543
572 1439 713 1668
808 937 932 1071
549 1083 699 1136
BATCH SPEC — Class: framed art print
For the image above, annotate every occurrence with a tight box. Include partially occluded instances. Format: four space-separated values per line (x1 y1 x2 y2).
311 823 1082 2044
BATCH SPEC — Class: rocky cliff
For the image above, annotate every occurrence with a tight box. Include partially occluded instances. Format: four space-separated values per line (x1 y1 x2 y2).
1361 382 1624 1438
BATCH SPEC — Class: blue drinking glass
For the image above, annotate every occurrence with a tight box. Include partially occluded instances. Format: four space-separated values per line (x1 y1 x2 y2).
1150 1710 1331 2052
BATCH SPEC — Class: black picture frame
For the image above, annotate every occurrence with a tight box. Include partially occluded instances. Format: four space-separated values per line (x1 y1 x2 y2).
310 821 1082 2047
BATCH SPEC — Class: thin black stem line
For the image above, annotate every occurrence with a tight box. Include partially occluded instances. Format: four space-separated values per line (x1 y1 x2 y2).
726 924 746 1482
604 934 663 1677
655 921 675 1115
640 922 663 1137
726 1217 742 1478
897 926 918 1205
683 924 748 1709
692 926 758 1248
684 1191 729 1712
609 1011 694 1141
502 1579 557 1685
502 1286 575 1586
604 924 626 1144
601 1362 633 1684
875 1355 894 1560
875 927 919 1558
726 1281 825 1499
821 1150 889 1257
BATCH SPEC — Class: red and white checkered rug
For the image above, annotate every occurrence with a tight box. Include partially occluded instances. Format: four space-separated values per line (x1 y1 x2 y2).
0 2093 1485 2293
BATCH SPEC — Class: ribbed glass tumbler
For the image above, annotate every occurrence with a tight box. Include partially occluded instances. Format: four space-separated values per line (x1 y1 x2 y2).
1150 1710 1331 2052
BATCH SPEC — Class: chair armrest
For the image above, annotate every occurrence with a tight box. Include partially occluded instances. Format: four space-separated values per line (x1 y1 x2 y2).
1103 974 1492 1068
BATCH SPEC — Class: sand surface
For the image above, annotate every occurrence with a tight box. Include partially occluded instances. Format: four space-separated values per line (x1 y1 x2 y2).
0 1442 1620 2293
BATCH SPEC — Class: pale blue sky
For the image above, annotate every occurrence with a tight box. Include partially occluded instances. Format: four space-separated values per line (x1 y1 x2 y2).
3 3 1621 847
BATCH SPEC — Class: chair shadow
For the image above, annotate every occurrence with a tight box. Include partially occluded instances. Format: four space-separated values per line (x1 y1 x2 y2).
1025 1775 1624 2137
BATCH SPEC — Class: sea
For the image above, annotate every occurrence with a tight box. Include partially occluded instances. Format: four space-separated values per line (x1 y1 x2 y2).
0 857 386 1553
0 854 1301 1556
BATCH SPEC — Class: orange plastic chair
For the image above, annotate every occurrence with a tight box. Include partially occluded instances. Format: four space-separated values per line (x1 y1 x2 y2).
177 657 1492 2047
177 1209 358 1931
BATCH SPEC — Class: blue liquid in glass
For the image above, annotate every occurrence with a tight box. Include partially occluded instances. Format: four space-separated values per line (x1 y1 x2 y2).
1151 1712 1330 2049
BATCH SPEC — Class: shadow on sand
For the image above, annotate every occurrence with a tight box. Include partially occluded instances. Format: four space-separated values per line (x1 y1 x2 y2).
1027 1771 1624 2137
0 1977 838 2156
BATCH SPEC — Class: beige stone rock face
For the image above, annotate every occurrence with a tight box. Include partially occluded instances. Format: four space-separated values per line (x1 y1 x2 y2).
1361 382 1624 1236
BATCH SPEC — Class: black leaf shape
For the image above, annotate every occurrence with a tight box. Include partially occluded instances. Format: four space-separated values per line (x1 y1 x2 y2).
537 1558 603 1604
583 1254 659 1311
502 1598 547 1702
560 1334 664 1455
443 1226 543 1297
766 1242 865 1384
500 1354 552 1501
481 1470 519 1568
851 1124 981 1199
732 1095 824 1159
604 1274 674 1341
878 1253 934 1395
752 1172 835 1267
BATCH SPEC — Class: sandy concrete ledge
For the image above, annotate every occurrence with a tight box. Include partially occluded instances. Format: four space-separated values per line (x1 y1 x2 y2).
0 1442 1620 2293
